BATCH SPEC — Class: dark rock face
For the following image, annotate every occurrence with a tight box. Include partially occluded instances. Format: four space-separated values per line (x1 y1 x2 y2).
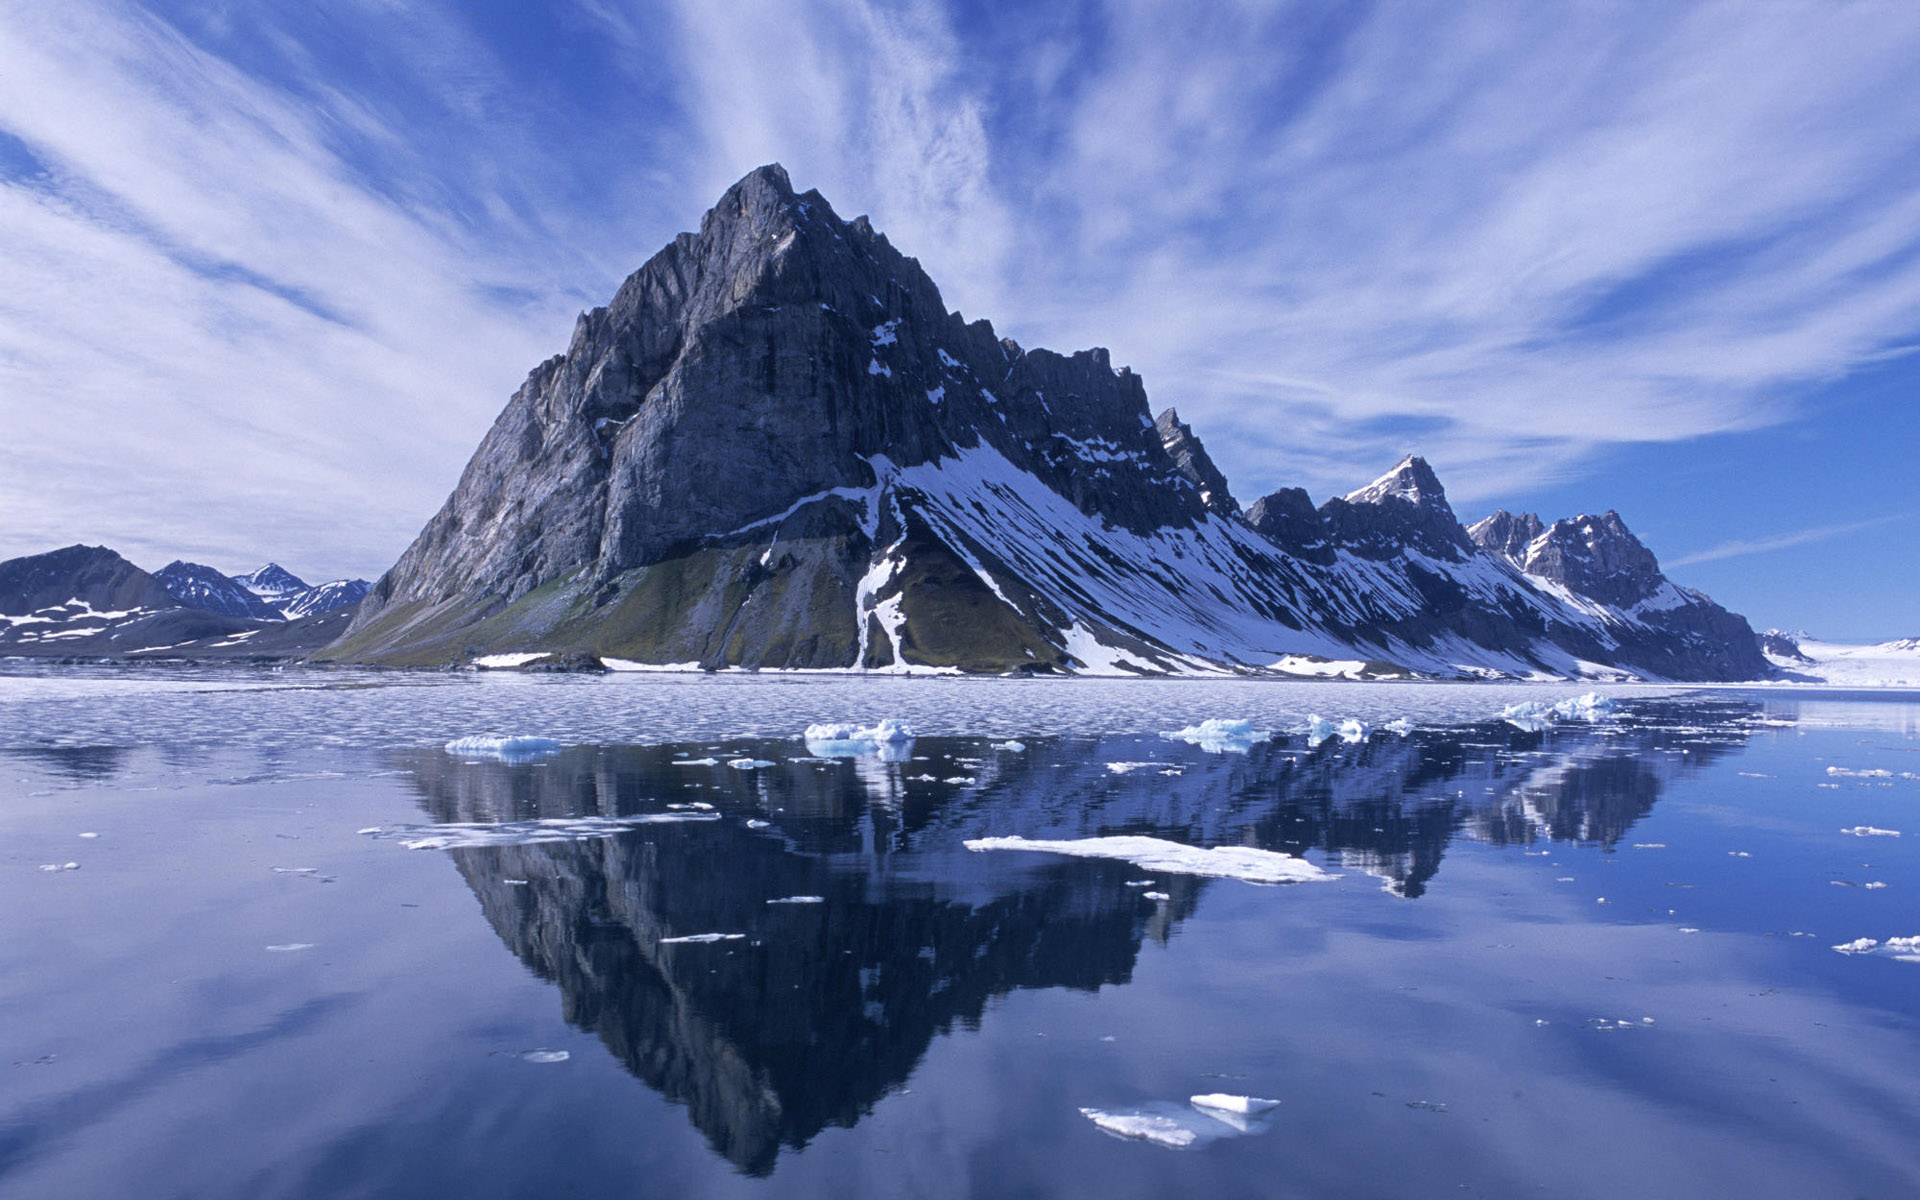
1466 510 1545 561
1518 512 1662 608
1245 487 1335 565
0 545 177 616
1154 408 1238 514
155 561 285 620
324 165 1771 682
238 563 309 603
1757 628 1812 662
1318 456 1474 562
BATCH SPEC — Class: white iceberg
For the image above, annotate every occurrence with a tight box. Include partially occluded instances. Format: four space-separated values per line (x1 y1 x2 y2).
1161 718 1270 753
659 932 746 944
1833 938 1880 954
444 735 562 760
1189 1094 1280 1115
767 895 825 904
964 835 1336 885
1842 826 1901 837
727 758 777 770
992 740 1028 752
804 720 918 759
1305 715 1371 745
1499 692 1617 731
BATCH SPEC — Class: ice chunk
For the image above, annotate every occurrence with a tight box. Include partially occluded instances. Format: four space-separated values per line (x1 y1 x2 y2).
1162 718 1269 753
444 735 562 760
77 832 99 839
1381 719 1414 736
1078 1108 1207 1149
521 1049 570 1063
1886 936 1920 951
265 943 315 952
803 720 918 756
1190 1094 1280 1116
673 758 720 767
744 819 772 829
1304 715 1370 745
1842 825 1901 837
767 895 825 904
38 862 80 872
1499 692 1617 731
1833 938 1880 954
659 933 746 944
1827 767 1894 778
964 835 1336 885
992 740 1027 752
1105 761 1162 774
727 758 776 770
1142 891 1170 901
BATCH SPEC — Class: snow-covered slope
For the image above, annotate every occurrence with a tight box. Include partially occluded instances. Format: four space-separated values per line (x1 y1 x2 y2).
323 164 1768 681
1762 635 1920 688
238 563 310 605
155 561 285 620
280 578 370 619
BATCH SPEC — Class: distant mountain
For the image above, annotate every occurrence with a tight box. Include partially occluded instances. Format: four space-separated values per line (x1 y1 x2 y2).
323 164 1768 682
0 545 354 660
1759 632 1920 687
238 563 309 603
155 561 285 620
281 577 370 619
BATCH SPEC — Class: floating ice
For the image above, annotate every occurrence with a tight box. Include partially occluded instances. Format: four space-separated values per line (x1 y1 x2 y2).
1142 891 1170 901
1843 826 1901 837
803 720 918 757
964 835 1336 885
1381 719 1414 736
521 1049 570 1063
265 943 315 953
1162 718 1270 753
1105 762 1161 774
77 832 99 839
673 758 720 767
38 862 80 872
1632 843 1667 849
1887 936 1920 952
744 819 772 829
1833 938 1880 954
1500 692 1617 730
727 758 776 770
1080 1108 1201 1148
444 735 562 760
1190 1094 1279 1115
659 933 746 944
1303 715 1371 745
992 741 1028 752
767 895 825 904
1827 767 1894 778
376 812 719 850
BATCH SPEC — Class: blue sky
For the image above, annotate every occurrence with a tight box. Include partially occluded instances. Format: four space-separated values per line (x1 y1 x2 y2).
0 1 1916 639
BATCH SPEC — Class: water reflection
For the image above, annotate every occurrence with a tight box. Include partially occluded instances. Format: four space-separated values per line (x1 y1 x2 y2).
393 698 1759 1174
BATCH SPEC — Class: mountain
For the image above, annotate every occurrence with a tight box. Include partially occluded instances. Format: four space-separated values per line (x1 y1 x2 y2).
238 563 309 604
323 164 1766 681
155 561 285 620
280 578 371 619
0 545 354 660
1759 632 1920 687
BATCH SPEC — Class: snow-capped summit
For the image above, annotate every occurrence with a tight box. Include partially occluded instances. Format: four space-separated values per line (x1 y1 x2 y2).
156 561 285 620
1342 454 1446 508
281 578 370 619
239 563 310 603
320 165 1769 681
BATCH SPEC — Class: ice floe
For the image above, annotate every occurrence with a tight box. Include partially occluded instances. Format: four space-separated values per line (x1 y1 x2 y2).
1081 1094 1278 1149
1190 1094 1280 1116
1305 715 1370 745
265 943 315 953
672 758 720 767
992 740 1028 752
803 720 918 758
1161 718 1269 752
1842 826 1901 837
659 932 746 944
766 895 825 904
1142 891 1170 901
1500 692 1617 731
727 758 776 770
963 835 1336 884
1827 767 1894 778
444 735 562 760
38 862 80 872
520 1049 570 1063
1833 938 1880 954
371 812 719 850
1105 762 1162 774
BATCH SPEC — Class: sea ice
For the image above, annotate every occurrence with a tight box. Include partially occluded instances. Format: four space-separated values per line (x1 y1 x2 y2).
1842 826 1901 837
1381 719 1414 735
265 943 315 953
1827 767 1894 778
38 862 80 872
767 895 825 904
673 758 720 767
963 835 1336 885
727 758 776 770
803 719 918 756
744 819 772 829
1105 762 1162 774
1500 692 1617 730
521 1049 570 1063
1833 938 1880 954
1304 715 1372 745
1142 891 1170 901
1190 1094 1280 1115
1161 718 1270 752
444 735 562 760
992 741 1028 752
659 933 746 944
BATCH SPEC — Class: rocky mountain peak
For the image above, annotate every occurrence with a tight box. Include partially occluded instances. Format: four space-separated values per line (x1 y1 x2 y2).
240 563 310 599
1154 407 1238 514
1466 510 1546 561
156 561 284 620
1344 455 1447 509
1245 486 1335 564
1320 455 1472 562
1521 511 1663 607
0 544 177 616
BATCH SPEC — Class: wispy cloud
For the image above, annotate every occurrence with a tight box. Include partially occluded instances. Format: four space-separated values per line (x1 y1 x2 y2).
4 0 1920 583
1667 515 1910 569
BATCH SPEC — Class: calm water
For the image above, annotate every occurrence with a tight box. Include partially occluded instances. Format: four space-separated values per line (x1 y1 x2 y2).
3 669 1917 1198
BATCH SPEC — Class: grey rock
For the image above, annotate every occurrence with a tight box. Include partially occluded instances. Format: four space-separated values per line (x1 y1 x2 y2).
1465 510 1545 561
155 561 285 620
1318 456 1474 562
1154 408 1238 514
1245 487 1334 565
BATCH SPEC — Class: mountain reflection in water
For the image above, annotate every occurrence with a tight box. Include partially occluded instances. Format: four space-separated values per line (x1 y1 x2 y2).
391 698 1757 1175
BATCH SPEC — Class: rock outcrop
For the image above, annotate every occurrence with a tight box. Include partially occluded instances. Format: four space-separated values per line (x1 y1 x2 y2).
322 165 1770 682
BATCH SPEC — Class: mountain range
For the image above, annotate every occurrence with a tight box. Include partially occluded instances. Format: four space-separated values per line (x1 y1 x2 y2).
0 546 367 660
314 164 1768 681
